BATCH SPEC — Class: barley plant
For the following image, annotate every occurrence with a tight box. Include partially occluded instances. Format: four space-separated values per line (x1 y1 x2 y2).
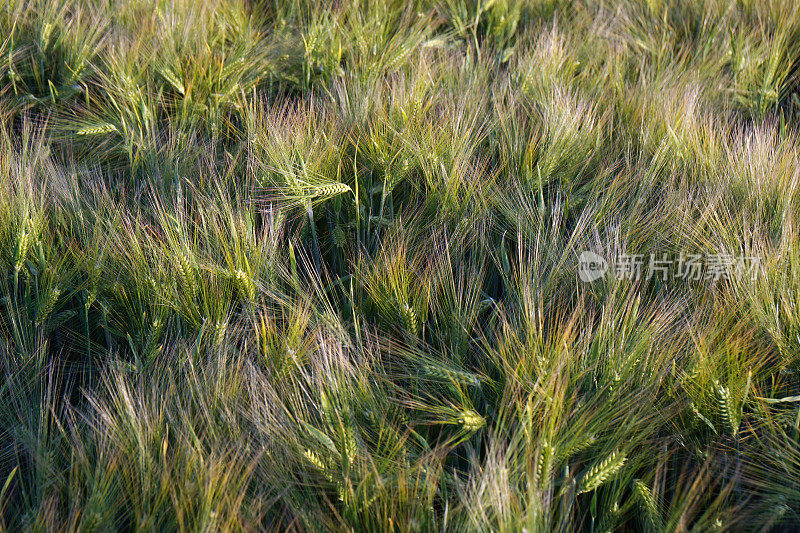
1 0 800 530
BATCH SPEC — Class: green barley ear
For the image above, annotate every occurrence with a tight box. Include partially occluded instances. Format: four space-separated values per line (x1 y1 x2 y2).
331 225 346 248
535 441 555 486
158 66 184 95
556 433 598 463
320 388 333 424
309 182 351 198
343 428 358 466
176 250 198 296
383 158 410 196
303 449 328 471
143 317 164 359
233 269 257 301
40 21 54 47
400 302 418 336
212 320 227 346
421 362 480 387
220 55 246 81
146 276 159 296
714 381 740 436
76 123 118 136
632 479 662 532
457 409 485 433
597 500 621 533
578 450 627 494
13 219 33 272
35 286 60 325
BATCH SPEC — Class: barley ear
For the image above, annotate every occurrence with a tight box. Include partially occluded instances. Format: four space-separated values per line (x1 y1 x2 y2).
578 451 627 494
633 479 662 532
715 381 740 436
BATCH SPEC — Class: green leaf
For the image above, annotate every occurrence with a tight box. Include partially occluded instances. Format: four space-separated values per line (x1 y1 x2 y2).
302 421 340 456
755 395 800 404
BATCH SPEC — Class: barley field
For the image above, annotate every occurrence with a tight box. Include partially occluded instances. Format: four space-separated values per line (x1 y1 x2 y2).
1 0 800 530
